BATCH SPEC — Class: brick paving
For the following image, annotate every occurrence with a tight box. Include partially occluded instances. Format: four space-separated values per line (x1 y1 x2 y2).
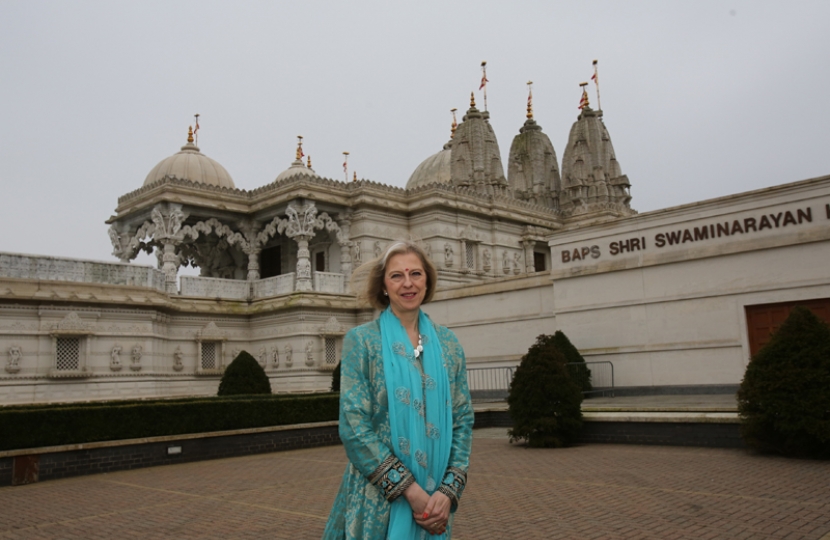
1 428 829 539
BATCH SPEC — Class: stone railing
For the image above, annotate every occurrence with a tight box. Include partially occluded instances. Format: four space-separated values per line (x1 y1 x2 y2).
314 272 345 294
0 252 166 291
180 276 250 300
252 273 296 299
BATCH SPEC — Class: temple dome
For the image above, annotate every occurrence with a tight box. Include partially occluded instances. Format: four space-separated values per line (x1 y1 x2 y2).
406 143 452 190
143 130 235 188
274 158 320 183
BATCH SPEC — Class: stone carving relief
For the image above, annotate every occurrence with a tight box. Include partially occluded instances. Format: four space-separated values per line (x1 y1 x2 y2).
424 243 432 260
271 346 280 368
52 311 94 334
173 347 184 371
513 253 522 275
482 249 492 272
6 346 21 374
444 243 454 268
373 241 382 259
305 341 315 367
285 344 293 368
131 345 143 371
258 347 267 368
352 241 362 264
198 321 224 341
320 316 344 335
502 251 510 274
110 345 123 371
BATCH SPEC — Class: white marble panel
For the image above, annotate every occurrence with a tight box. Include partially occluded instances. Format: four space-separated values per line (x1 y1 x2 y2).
313 272 345 294
252 273 296 298
0 253 165 290
180 276 250 300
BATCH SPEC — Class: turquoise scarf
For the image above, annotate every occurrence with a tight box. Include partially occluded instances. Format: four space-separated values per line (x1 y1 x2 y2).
380 307 452 539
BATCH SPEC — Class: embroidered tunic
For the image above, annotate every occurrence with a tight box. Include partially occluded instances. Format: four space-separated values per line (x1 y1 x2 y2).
322 318 474 539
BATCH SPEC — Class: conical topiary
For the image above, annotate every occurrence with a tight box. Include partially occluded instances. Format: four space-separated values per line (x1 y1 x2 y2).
217 350 272 396
738 306 830 459
551 330 592 393
508 334 584 448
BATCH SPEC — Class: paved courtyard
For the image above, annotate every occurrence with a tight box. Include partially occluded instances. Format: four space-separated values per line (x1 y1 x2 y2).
1 428 829 539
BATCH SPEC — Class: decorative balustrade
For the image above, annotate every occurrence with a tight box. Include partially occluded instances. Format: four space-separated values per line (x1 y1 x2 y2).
252 273 296 299
180 276 250 300
313 272 345 294
0 252 166 291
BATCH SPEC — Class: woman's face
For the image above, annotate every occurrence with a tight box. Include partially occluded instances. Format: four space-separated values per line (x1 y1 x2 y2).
383 252 427 318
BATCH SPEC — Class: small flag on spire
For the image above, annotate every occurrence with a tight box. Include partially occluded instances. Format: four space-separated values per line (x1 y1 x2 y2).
193 114 200 145
296 135 304 160
591 59 601 110
526 81 533 119
479 61 489 111
342 151 349 182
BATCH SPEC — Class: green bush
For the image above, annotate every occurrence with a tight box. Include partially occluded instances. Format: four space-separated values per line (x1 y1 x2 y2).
508 334 584 448
552 330 592 393
738 306 830 459
218 350 272 396
331 362 341 392
0 393 339 451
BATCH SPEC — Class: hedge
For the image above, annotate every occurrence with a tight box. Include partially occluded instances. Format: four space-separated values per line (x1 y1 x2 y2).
0 393 339 452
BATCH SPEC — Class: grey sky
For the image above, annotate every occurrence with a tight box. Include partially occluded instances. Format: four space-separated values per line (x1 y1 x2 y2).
2 0 828 265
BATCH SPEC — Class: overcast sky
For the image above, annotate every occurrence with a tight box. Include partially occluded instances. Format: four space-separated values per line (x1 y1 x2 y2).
1 0 828 265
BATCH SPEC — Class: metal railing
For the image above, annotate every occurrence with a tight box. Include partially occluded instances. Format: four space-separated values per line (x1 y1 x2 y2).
567 361 615 397
466 361 614 401
466 366 515 402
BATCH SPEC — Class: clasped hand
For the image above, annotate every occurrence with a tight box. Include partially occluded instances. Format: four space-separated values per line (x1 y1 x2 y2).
404 483 451 536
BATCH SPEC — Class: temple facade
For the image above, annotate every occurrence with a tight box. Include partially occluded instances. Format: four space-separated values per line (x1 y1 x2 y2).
1 85 828 406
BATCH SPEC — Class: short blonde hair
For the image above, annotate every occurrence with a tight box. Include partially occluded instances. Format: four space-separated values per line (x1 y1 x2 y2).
352 240 438 310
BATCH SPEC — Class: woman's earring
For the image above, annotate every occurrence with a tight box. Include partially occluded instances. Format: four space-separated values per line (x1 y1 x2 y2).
383 291 388 296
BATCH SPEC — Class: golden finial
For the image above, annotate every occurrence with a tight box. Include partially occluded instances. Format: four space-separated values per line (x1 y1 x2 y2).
450 108 458 139
353 171 357 182
470 92 476 108
187 126 194 143
296 135 304 160
578 82 590 110
526 81 534 119
307 155 312 168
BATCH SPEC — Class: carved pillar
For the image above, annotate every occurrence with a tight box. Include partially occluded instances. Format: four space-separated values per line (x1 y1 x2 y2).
294 235 313 291
522 239 535 274
161 242 180 293
336 213 353 289
239 220 263 281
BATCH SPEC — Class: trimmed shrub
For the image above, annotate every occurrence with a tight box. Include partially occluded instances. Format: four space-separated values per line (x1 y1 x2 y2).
218 351 272 396
331 362 341 392
0 394 339 451
552 330 592 393
738 306 830 459
508 334 584 448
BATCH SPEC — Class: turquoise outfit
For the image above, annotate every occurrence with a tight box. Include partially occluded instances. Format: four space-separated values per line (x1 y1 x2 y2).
322 309 474 540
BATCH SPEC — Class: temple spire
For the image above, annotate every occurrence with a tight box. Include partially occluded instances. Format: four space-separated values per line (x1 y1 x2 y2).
187 126 194 143
450 108 458 139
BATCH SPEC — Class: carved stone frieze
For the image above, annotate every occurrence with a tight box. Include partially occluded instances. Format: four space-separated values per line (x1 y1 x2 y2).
285 344 293 367
198 321 225 341
52 312 94 335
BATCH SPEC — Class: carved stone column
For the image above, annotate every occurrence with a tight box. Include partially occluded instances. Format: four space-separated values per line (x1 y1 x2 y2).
161 242 180 293
294 235 313 291
238 220 263 281
522 239 535 274
336 213 353 289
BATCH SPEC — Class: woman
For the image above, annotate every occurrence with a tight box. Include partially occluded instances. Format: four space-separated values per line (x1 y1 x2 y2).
323 241 474 539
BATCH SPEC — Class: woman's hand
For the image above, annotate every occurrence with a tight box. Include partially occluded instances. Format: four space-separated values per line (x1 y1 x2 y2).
403 482 430 516
413 491 451 535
